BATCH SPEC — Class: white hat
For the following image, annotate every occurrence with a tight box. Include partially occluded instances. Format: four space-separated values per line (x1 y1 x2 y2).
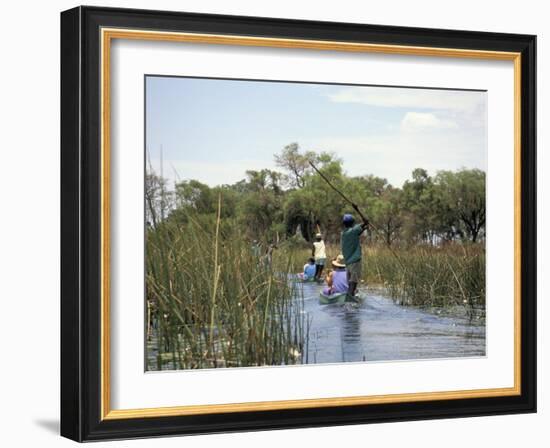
332 254 346 268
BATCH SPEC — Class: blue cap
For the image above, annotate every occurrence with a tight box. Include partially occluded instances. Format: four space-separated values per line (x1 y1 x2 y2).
343 213 355 224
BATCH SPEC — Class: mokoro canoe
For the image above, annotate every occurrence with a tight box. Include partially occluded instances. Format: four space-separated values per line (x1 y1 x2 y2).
319 291 347 304
319 292 364 305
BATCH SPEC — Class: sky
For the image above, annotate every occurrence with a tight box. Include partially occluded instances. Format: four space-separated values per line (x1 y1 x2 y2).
145 76 487 188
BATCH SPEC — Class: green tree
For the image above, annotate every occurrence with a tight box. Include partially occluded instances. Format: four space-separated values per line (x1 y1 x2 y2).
370 186 404 246
145 171 173 227
175 179 214 214
280 150 346 242
147 142 486 249
274 143 314 188
435 169 486 242
402 168 438 244
238 169 285 240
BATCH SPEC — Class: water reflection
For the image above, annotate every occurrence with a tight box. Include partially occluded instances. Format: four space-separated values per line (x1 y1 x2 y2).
300 281 485 364
147 279 486 370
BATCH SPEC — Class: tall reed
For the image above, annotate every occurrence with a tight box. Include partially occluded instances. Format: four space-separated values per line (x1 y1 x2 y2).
277 240 485 314
146 198 306 370
363 244 485 312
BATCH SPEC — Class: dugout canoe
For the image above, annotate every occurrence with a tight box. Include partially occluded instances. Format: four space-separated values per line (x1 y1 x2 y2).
319 291 347 305
319 292 364 305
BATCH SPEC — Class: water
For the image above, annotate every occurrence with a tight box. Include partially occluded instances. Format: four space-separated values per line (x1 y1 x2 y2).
147 278 485 370
300 281 485 364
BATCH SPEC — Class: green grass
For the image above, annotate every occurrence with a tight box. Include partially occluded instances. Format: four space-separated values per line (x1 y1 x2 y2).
146 197 486 371
363 244 485 310
278 240 485 312
146 198 306 370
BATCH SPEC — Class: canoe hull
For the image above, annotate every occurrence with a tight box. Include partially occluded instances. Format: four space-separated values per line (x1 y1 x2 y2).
319 292 347 305
319 292 364 304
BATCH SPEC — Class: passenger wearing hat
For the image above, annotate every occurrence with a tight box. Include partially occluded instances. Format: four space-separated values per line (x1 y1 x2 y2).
322 254 349 295
341 205 369 299
312 233 327 280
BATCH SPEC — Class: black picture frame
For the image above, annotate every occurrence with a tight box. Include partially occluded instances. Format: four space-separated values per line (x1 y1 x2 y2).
61 5 536 442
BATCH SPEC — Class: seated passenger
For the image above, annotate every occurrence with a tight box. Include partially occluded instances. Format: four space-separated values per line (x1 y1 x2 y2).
322 255 348 295
302 257 317 280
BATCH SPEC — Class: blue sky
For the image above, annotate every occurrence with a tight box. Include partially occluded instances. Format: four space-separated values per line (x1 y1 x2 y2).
146 76 487 188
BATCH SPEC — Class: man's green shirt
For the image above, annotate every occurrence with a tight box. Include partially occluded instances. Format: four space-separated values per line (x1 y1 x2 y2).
341 224 363 264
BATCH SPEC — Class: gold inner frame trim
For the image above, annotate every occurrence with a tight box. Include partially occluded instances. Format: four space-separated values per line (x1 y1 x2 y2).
100 27 522 420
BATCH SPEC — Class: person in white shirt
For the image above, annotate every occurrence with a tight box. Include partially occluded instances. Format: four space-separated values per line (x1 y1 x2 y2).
312 233 327 280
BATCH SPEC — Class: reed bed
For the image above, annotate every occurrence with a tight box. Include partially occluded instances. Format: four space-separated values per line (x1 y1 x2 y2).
146 199 306 370
363 245 485 311
281 241 485 313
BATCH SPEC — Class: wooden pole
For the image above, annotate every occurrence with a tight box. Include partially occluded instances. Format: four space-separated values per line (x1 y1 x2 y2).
308 160 355 206
308 160 407 270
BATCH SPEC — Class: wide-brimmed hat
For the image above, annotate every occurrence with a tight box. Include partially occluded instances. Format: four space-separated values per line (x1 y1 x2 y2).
332 254 346 268
315 233 322 238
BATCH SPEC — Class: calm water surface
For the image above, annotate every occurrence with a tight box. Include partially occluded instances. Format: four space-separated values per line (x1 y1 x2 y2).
147 278 485 370
300 281 485 364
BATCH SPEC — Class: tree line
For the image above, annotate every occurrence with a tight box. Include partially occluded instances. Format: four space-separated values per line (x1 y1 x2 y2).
146 143 486 246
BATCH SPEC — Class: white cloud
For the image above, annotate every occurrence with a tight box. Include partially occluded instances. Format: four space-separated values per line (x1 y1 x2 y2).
400 112 458 132
303 131 486 187
328 86 484 114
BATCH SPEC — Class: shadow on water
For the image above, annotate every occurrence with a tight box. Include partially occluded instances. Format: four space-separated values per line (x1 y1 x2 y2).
298 280 485 364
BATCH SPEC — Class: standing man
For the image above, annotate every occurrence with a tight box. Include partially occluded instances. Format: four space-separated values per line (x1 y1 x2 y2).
341 205 369 300
312 233 326 280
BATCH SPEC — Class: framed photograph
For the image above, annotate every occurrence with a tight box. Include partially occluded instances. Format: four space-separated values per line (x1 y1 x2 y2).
60 6 536 441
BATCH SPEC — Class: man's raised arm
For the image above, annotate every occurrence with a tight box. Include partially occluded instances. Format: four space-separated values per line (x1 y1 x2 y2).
352 203 370 232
